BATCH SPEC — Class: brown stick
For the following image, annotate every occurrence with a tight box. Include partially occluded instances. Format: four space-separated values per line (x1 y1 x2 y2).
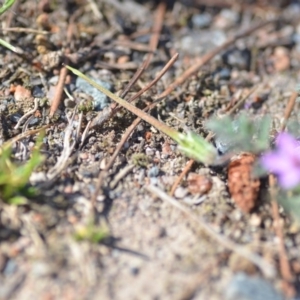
91 54 178 206
269 175 295 297
280 90 298 132
144 0 167 69
170 159 194 196
155 18 277 101
49 65 68 117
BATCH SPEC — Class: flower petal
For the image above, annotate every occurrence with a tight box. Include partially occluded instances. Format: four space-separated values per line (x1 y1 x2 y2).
261 152 294 173
278 168 300 189
276 132 298 156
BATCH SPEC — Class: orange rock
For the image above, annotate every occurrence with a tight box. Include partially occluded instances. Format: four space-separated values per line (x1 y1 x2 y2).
273 46 290 72
187 172 212 195
14 85 32 102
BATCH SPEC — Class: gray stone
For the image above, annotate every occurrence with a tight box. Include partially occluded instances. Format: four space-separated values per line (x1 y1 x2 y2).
76 77 112 111
225 273 284 300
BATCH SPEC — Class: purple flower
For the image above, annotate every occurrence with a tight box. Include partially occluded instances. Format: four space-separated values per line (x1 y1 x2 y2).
261 132 300 189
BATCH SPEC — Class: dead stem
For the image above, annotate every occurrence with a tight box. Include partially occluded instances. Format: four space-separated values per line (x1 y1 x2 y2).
1 125 50 151
91 54 178 206
268 88 299 297
170 159 194 196
0 27 49 34
47 112 77 180
269 175 295 297
155 18 278 101
14 98 39 130
49 65 68 117
280 90 298 132
144 0 167 69
146 184 276 278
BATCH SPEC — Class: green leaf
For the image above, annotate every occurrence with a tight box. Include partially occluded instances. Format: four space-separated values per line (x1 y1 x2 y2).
206 113 272 154
0 132 45 202
74 223 109 244
0 0 15 15
66 64 218 164
7 196 27 206
177 131 217 165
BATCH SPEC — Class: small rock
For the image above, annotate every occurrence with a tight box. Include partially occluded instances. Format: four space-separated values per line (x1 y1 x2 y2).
225 273 283 300
249 214 261 227
145 147 155 156
76 77 112 111
174 186 188 199
147 166 160 178
215 9 239 29
14 85 32 102
187 173 212 195
32 86 45 98
223 48 251 70
228 254 257 275
273 47 290 72
191 13 212 28
3 259 17 276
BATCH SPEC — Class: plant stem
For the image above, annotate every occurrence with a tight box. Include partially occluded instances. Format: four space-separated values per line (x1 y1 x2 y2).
66 65 180 141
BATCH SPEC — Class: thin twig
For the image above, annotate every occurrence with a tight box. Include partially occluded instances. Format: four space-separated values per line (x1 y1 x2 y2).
49 65 68 117
1 27 49 34
155 18 278 101
144 0 166 69
268 88 299 297
227 86 258 116
47 112 77 180
1 125 50 151
280 90 298 131
126 53 179 104
14 98 39 130
269 175 295 297
170 159 194 196
146 184 276 278
87 0 103 19
90 54 178 206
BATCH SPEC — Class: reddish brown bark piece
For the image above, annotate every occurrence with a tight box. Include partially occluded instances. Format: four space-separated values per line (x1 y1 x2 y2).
228 153 260 213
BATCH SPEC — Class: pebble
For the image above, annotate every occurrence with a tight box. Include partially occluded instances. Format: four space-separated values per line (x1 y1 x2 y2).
10 113 22 123
191 13 212 28
3 259 17 276
145 147 155 156
187 173 212 195
32 86 45 98
176 30 226 56
273 47 290 72
76 76 112 111
225 273 283 300
174 186 188 199
223 48 251 70
249 214 261 227
215 9 239 29
147 166 160 178
228 254 257 275
14 85 32 102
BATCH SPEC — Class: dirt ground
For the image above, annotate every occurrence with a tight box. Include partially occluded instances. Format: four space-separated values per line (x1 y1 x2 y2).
1 0 300 299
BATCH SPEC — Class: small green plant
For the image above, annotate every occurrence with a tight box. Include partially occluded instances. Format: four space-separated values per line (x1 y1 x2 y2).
0 0 15 14
0 0 23 54
206 113 271 154
0 133 45 205
66 65 217 165
74 219 110 244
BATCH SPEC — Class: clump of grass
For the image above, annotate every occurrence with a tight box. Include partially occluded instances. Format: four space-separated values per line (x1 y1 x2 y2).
74 219 110 244
0 0 24 54
0 134 45 205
